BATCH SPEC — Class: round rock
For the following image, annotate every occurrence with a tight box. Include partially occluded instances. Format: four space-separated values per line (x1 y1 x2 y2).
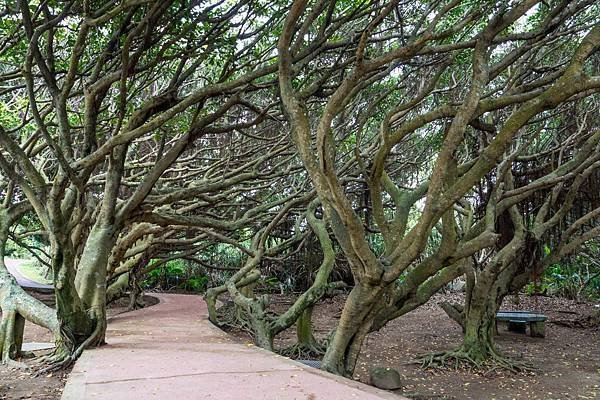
370 367 403 390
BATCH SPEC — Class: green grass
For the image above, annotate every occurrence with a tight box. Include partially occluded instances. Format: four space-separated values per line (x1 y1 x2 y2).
17 260 53 284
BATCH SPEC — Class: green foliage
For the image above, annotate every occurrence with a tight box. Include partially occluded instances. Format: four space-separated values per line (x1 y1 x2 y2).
526 250 600 301
210 243 248 271
179 276 209 292
143 259 210 293
143 260 181 288
258 276 281 293
4 239 30 258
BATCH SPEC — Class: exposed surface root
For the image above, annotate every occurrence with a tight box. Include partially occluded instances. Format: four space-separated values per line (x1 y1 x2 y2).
34 344 74 374
215 302 278 345
34 321 104 375
417 348 537 374
280 340 325 359
216 302 254 335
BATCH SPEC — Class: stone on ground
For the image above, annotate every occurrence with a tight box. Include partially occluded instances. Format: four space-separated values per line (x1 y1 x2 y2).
370 367 403 390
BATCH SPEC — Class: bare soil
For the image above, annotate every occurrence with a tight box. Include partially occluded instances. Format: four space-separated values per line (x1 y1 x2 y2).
0 296 135 400
230 292 600 400
0 322 65 400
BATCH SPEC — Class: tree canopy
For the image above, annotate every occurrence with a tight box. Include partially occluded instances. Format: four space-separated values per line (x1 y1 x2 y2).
0 0 598 376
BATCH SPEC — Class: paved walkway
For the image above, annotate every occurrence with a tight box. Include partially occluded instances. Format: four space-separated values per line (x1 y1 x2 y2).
5 258 53 292
62 294 403 400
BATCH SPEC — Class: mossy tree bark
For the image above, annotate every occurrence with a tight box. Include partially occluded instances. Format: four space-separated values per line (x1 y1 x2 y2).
207 199 344 355
295 307 319 350
320 284 387 375
459 272 508 364
0 206 60 365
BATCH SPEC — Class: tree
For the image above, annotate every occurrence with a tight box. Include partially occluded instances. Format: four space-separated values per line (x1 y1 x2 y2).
0 0 597 378
0 0 296 367
278 0 599 375
436 103 600 370
0 178 58 364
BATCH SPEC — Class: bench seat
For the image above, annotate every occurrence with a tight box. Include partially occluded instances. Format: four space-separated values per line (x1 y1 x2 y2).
496 311 547 337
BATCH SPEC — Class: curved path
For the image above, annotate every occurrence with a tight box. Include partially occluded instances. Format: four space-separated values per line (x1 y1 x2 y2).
62 294 404 400
5 258 53 292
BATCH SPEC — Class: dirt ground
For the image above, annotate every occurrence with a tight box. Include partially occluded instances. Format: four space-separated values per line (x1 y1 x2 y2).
353 294 599 400
2 293 598 400
230 292 600 400
0 296 133 400
0 319 67 400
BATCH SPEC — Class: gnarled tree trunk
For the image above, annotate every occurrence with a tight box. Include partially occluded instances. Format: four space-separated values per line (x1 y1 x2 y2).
321 283 386 376
0 210 59 364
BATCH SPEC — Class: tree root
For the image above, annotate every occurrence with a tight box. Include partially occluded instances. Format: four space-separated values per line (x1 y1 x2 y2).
280 340 325 359
34 345 73 374
216 302 255 335
416 348 537 374
34 320 104 375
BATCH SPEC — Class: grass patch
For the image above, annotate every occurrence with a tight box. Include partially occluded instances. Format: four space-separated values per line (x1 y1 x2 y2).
17 260 53 284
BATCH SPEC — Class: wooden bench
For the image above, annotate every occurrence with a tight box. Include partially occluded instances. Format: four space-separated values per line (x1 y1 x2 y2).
496 311 547 337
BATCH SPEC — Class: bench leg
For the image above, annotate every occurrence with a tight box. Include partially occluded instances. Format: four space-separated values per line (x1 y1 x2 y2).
530 321 545 338
9 312 26 358
508 320 527 334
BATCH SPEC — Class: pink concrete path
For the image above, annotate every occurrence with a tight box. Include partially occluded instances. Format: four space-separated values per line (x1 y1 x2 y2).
6 258 53 292
62 294 404 400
